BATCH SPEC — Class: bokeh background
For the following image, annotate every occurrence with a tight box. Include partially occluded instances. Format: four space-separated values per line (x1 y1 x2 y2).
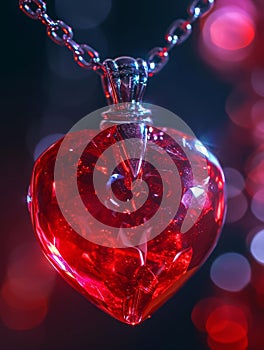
2 0 264 349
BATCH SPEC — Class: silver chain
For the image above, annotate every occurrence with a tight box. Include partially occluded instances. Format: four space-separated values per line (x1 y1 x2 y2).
19 0 214 77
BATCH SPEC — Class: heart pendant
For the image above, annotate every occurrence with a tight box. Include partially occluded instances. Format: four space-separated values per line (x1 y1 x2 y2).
27 57 226 325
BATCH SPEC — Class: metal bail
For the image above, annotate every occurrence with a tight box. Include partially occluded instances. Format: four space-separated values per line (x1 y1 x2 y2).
101 56 148 105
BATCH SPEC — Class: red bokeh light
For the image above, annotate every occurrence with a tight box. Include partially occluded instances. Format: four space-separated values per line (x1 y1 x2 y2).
0 242 56 331
200 5 256 68
209 10 255 51
225 193 248 224
7 242 56 300
224 167 245 199
251 265 264 294
251 190 264 222
251 69 264 97
251 100 264 141
251 264 264 309
245 148 264 196
0 283 48 331
215 0 256 16
1 281 48 311
206 305 248 344
191 297 223 332
207 335 248 350
225 87 256 129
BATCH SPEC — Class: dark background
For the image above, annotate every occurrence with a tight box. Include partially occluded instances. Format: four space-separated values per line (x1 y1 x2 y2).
1 0 263 349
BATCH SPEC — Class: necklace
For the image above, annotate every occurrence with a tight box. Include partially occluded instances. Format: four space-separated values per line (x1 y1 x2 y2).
19 0 225 326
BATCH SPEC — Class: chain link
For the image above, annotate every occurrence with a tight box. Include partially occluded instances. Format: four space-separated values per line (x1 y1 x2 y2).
19 0 214 77
19 0 46 20
19 0 104 74
147 0 214 76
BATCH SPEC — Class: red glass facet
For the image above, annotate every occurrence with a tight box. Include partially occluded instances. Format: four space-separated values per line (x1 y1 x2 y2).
28 125 225 325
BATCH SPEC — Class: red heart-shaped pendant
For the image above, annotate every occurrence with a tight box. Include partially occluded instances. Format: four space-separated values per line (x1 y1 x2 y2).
28 117 225 325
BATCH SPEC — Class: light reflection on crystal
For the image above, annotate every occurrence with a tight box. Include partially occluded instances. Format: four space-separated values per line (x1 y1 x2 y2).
27 194 32 204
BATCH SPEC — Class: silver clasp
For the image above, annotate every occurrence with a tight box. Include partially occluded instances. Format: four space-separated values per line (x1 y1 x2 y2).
101 56 148 104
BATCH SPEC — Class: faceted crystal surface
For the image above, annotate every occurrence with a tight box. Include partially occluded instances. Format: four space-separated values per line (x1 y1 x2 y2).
28 125 225 325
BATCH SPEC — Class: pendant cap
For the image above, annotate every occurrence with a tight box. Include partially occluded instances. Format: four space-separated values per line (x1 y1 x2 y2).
101 56 148 105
